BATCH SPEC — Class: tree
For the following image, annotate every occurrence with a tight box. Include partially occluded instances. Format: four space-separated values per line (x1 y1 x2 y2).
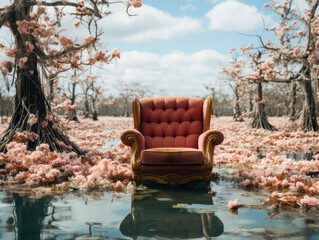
62 69 81 122
80 73 104 120
0 0 140 153
242 47 277 130
221 56 246 122
262 0 318 131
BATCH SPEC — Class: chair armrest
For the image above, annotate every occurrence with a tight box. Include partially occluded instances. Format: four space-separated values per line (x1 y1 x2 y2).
198 130 224 169
120 129 145 169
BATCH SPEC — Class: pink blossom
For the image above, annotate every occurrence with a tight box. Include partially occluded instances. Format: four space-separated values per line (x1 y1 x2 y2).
114 181 125 191
27 114 37 126
228 199 239 209
74 22 80 28
4 47 16 58
84 35 94 44
127 0 142 8
41 121 48 128
25 41 34 52
111 48 120 58
1 4 9 14
296 182 305 192
300 195 319 208
18 57 28 69
59 35 73 48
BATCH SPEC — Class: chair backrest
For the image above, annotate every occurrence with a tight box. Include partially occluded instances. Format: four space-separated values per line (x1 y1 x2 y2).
133 96 211 149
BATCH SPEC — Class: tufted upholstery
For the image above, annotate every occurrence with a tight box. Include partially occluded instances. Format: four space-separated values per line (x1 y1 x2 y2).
120 95 224 187
139 96 204 149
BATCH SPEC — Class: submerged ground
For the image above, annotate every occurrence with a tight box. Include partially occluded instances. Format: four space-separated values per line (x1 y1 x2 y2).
0 116 319 239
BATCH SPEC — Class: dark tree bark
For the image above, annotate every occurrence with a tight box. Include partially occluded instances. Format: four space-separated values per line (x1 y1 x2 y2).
84 98 90 118
289 81 297 121
92 109 98 121
249 87 253 112
233 88 244 122
68 80 79 122
301 77 318 131
250 81 276 130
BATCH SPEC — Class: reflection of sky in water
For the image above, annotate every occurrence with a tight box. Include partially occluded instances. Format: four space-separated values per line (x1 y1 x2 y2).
0 173 318 240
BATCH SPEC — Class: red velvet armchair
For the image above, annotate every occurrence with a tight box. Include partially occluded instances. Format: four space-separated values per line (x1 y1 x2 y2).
120 96 224 187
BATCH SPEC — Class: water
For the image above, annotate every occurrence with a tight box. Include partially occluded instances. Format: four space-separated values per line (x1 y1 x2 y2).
1 172 319 240
257 152 317 161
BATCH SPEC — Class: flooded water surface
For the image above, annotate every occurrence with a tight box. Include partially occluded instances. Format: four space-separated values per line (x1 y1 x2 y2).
1 168 319 240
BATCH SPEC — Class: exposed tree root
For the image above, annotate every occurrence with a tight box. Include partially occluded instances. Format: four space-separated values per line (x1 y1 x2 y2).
250 109 277 131
0 100 85 155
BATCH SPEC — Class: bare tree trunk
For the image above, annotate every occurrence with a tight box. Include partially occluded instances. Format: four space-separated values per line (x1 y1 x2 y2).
47 74 57 103
249 87 253 113
84 97 90 118
92 99 98 121
92 109 98 121
233 88 244 122
250 81 276 130
289 81 297 121
68 81 79 122
301 79 318 131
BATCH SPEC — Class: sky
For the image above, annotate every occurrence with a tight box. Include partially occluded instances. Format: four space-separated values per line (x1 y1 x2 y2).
100 0 275 97
0 0 310 98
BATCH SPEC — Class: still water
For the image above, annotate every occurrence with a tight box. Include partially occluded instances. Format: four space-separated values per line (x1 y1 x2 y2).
0 170 319 240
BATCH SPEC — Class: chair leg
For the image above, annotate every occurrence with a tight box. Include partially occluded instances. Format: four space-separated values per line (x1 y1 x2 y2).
205 180 211 189
133 175 141 187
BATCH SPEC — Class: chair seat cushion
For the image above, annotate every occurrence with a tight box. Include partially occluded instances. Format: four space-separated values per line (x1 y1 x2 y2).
141 148 204 165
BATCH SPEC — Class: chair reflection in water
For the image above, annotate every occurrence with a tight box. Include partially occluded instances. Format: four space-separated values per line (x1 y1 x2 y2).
121 96 224 187
120 188 224 239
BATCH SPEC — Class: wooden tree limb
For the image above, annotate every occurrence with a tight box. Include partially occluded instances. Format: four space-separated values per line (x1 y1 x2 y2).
0 7 13 29
33 35 101 61
25 1 102 18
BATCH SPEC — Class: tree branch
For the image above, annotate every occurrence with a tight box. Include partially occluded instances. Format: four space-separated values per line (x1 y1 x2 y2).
34 35 101 61
0 7 13 29
25 1 102 18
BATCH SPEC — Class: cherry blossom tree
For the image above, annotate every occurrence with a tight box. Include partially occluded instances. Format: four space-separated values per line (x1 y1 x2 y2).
80 73 104 120
242 47 277 130
0 0 141 153
62 69 80 122
221 56 246 122
262 0 318 131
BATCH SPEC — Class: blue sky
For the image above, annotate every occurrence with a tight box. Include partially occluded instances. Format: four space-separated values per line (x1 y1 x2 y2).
101 0 279 97
111 0 271 55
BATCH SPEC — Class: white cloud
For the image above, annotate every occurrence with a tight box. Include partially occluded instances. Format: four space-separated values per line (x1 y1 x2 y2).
99 4 203 42
205 0 273 32
101 50 230 96
180 4 197 11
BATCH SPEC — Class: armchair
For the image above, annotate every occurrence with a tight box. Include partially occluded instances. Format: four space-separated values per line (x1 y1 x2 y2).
121 96 224 187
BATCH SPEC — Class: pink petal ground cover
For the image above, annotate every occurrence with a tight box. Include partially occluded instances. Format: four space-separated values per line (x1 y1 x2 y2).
212 116 319 209
1 116 319 210
0 117 132 192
